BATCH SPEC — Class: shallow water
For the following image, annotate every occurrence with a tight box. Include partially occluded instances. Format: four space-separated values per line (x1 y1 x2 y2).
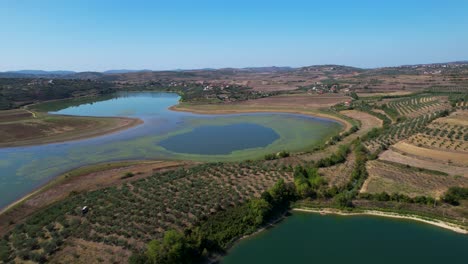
0 92 342 209
159 123 279 155
222 212 468 264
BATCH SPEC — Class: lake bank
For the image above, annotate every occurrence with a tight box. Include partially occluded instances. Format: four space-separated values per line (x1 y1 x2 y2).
0 92 343 210
221 211 468 264
170 103 354 132
0 111 143 148
293 207 467 234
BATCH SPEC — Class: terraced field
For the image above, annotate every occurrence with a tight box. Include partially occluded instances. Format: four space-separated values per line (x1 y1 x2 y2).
382 95 449 119
379 149 468 177
378 110 468 171
365 112 442 152
408 133 468 152
363 160 468 198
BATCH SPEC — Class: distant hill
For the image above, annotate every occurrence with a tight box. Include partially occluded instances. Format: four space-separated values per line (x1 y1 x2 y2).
62 72 106 80
103 69 152 74
1 61 467 82
6 70 76 75
242 66 294 73
0 70 77 79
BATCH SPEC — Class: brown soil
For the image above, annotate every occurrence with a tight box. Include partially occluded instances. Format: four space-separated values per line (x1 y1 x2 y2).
436 110 468 126
172 99 353 132
363 160 468 198
392 141 468 166
50 238 132 264
235 94 351 108
379 149 468 177
357 91 415 97
340 110 384 129
319 152 355 188
0 110 143 148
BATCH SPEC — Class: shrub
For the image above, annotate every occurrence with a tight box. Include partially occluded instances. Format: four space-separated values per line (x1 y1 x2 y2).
121 172 135 179
442 187 468 206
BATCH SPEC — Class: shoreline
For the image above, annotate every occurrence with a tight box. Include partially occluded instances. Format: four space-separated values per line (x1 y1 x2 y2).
0 115 143 148
170 104 353 132
0 100 350 219
293 208 467 235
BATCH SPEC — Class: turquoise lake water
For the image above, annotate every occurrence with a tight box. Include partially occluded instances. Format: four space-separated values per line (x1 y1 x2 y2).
222 212 468 264
0 92 342 209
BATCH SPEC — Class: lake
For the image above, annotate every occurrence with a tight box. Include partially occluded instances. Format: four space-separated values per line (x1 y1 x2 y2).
222 212 468 264
160 123 280 155
0 92 342 209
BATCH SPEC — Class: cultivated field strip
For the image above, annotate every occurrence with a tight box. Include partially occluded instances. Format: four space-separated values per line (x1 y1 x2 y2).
1 162 292 262
364 160 468 198
365 112 441 152
319 152 355 188
386 96 448 118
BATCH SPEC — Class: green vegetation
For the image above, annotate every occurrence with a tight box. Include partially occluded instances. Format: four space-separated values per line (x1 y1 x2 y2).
129 178 296 264
293 166 326 198
0 161 295 262
1 83 467 263
126 81 274 103
264 150 290 160
359 192 437 205
121 172 135 179
315 144 350 167
0 78 115 110
442 187 468 206
363 110 450 153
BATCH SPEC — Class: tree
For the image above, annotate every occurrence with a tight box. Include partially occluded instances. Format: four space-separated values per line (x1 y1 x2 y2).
442 187 468 206
350 92 359 100
334 192 353 208
269 179 295 205
248 198 272 225
145 230 194 264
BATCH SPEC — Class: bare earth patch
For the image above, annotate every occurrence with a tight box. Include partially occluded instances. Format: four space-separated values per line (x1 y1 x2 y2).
363 160 468 198
435 110 468 126
379 149 468 177
357 91 415 97
340 110 384 130
392 141 468 166
50 238 131 264
236 94 351 109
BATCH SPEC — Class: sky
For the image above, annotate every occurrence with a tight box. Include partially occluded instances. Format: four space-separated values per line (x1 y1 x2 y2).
1 0 468 71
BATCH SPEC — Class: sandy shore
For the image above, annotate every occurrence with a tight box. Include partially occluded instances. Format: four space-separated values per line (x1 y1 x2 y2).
293 208 467 235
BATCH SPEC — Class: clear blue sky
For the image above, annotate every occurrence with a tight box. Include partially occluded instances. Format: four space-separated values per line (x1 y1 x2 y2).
1 0 467 71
